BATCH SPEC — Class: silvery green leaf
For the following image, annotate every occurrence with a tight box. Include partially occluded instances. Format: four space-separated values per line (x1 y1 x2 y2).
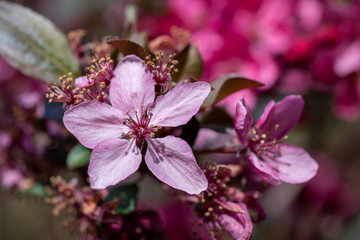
66 144 91 169
0 2 80 83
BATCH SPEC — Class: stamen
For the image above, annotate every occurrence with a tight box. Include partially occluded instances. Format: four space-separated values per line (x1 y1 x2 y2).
143 51 179 85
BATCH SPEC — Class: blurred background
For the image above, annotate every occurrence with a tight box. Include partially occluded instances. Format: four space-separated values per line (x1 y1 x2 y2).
1 0 360 239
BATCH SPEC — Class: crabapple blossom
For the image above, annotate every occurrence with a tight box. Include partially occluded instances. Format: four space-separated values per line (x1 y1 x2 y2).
235 95 318 185
64 55 210 194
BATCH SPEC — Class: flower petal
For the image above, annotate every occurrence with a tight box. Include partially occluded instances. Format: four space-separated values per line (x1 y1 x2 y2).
248 152 281 185
257 95 304 140
64 101 127 149
110 55 155 114
267 143 319 184
74 76 91 89
219 205 253 240
150 82 211 127
256 100 275 128
234 98 253 145
249 144 319 185
88 138 142 189
194 128 233 150
145 136 208 194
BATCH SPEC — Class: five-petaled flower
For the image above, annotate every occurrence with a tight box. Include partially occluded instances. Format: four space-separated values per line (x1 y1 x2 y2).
235 95 318 185
64 55 210 194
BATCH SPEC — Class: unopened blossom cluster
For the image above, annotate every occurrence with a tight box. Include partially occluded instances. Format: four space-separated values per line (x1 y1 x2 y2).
46 176 165 239
0 57 66 191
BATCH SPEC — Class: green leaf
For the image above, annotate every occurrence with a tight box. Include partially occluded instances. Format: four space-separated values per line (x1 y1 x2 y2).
0 2 80 83
202 74 264 108
104 184 139 215
123 3 138 39
18 183 47 197
27 183 47 197
172 44 203 82
66 144 91 169
107 39 148 60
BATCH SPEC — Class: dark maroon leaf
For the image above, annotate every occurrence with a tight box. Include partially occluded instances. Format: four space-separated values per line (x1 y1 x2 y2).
202 74 264 108
107 39 148 60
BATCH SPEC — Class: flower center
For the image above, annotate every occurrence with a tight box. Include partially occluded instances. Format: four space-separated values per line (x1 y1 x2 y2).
46 73 81 108
143 51 179 84
86 54 114 85
121 105 161 141
249 124 288 158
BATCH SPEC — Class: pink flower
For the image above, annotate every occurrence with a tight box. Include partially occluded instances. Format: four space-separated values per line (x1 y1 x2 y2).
188 164 253 240
64 55 210 194
235 95 318 185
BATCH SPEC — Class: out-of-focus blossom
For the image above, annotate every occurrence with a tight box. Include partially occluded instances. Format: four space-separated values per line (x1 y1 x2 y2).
64 55 210 194
186 164 254 240
0 167 25 189
46 176 165 240
139 0 360 120
0 57 65 187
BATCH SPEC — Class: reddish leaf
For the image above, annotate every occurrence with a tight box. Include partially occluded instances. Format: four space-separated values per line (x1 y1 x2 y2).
107 39 148 60
202 74 264 108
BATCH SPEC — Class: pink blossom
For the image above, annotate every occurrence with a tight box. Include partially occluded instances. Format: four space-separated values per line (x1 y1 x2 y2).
64 55 210 194
235 95 319 185
188 164 253 240
0 167 25 189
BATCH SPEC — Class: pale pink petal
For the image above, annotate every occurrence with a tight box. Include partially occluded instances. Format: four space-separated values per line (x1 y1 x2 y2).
64 101 128 149
194 128 233 150
248 152 281 185
75 76 91 89
192 29 224 61
334 41 360 77
110 55 155 114
88 139 142 189
256 100 275 128
0 167 24 189
258 95 304 140
234 98 253 145
150 82 211 127
219 205 253 240
145 136 208 194
249 144 318 185
217 90 257 117
241 48 279 90
297 0 323 31
267 143 319 184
